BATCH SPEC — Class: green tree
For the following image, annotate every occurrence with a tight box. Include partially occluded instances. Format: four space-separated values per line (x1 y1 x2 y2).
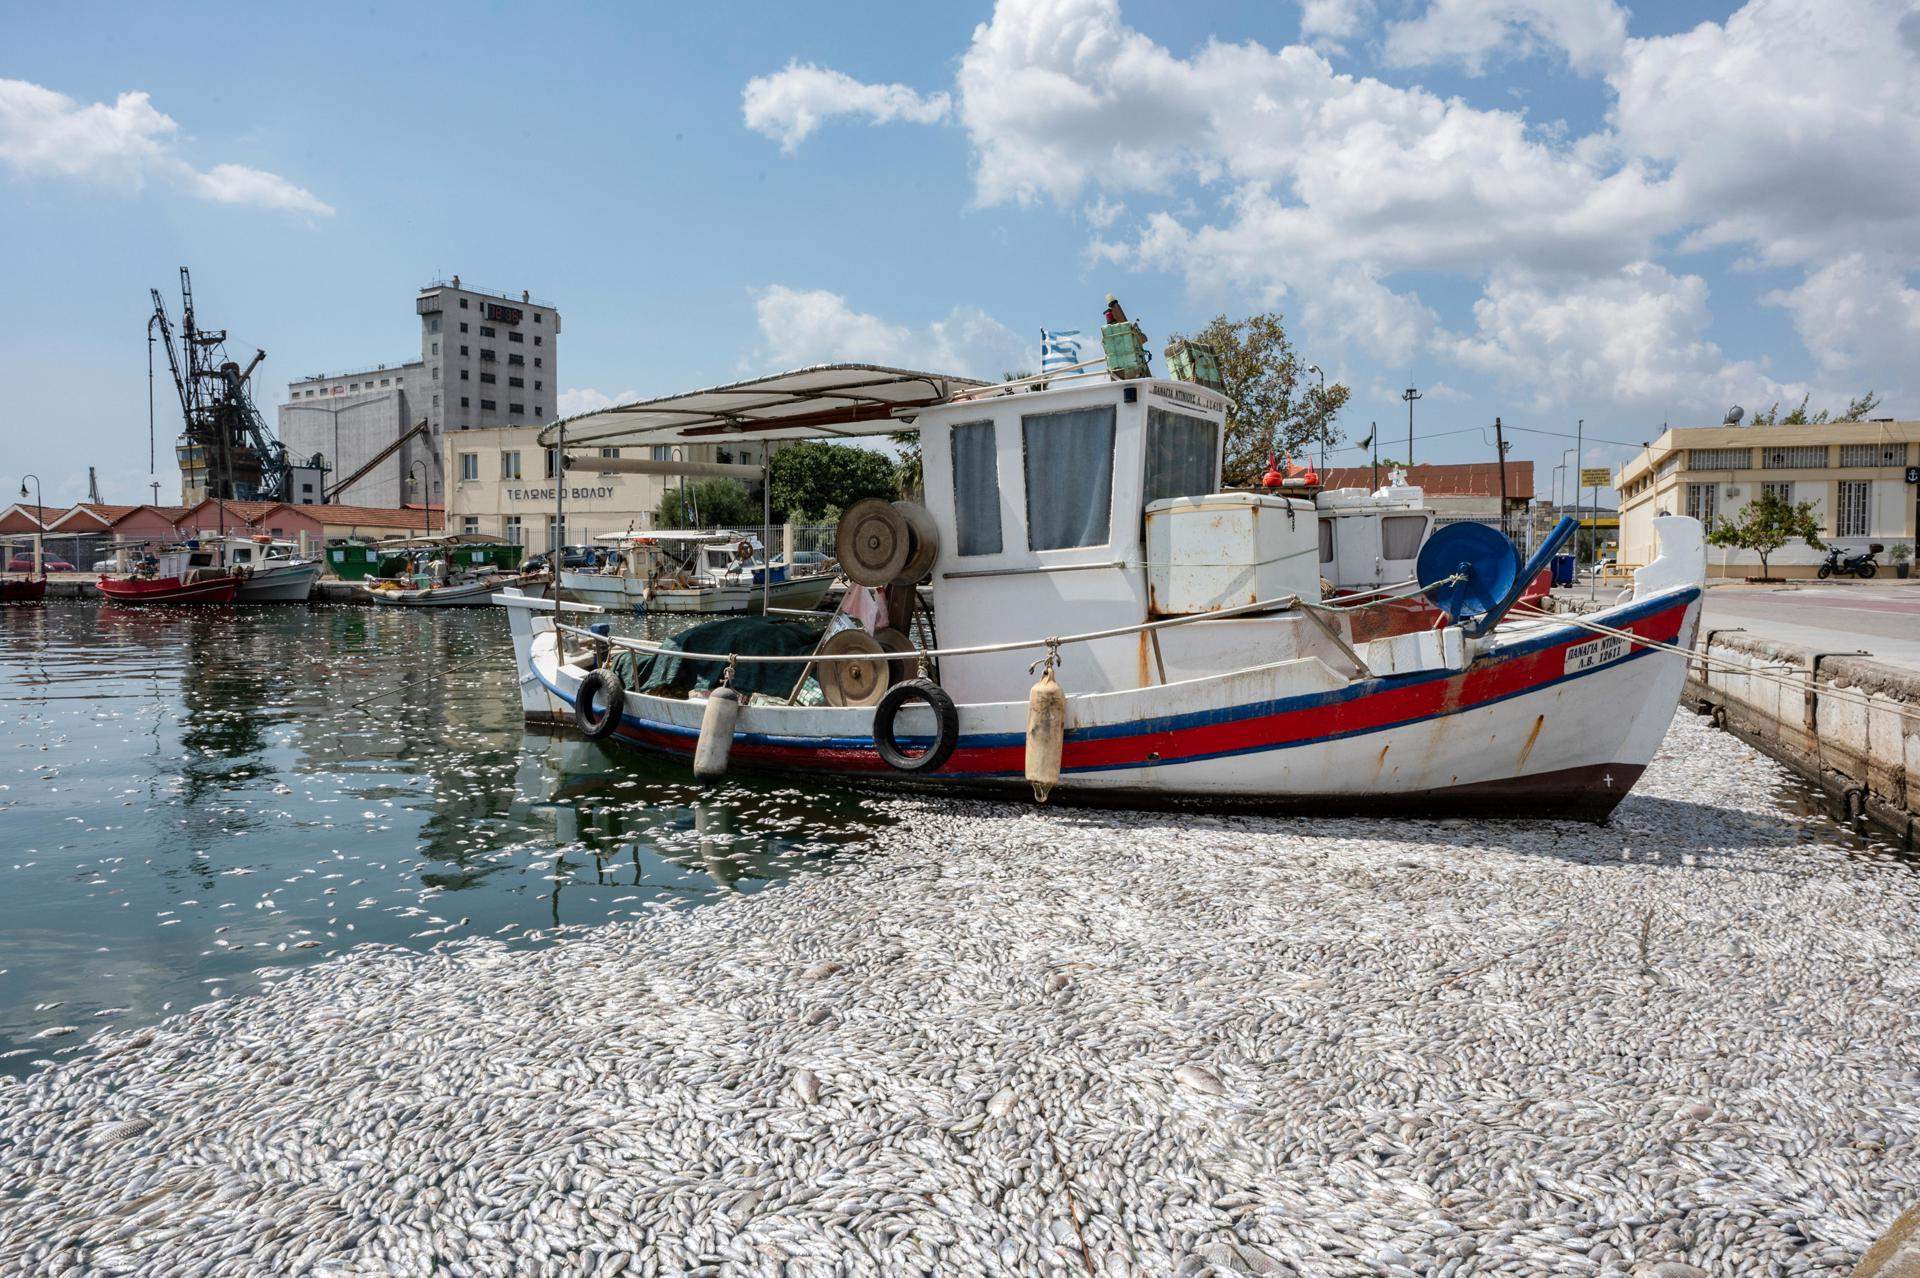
653 478 761 530
1168 313 1351 484
1842 391 1882 420
1706 489 1824 580
767 441 898 523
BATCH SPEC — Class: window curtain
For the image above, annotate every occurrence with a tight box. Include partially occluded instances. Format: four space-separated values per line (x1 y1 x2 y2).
1022 407 1116 550
949 421 1003 556
1143 409 1218 505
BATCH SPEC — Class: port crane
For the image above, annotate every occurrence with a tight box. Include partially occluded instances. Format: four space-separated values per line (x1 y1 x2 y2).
148 267 291 502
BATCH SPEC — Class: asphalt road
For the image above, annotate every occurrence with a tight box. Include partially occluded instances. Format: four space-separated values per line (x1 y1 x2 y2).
1699 578 1920 671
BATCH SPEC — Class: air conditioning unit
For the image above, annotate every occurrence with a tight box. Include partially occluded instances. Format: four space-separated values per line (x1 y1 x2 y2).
1724 485 1742 498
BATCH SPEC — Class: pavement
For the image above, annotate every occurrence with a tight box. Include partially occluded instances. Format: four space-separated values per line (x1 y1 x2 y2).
1699 579 1920 672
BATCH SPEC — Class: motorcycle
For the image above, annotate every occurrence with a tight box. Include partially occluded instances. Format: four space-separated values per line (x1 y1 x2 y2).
1818 543 1882 579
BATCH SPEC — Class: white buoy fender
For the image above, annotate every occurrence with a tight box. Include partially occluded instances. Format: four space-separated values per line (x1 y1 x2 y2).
694 686 742 782
1025 667 1066 802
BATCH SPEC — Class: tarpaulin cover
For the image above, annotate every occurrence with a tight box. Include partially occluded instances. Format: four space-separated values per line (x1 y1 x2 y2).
610 616 826 701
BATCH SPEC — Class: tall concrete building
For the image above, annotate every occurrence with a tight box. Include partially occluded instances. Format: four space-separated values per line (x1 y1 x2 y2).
279 278 560 509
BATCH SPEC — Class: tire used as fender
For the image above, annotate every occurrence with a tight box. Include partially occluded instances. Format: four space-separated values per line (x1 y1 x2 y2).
871 678 959 773
574 669 626 740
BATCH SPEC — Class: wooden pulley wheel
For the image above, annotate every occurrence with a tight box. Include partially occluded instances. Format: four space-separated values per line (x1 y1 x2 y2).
835 498 910 587
873 626 917 684
817 629 889 707
892 500 939 583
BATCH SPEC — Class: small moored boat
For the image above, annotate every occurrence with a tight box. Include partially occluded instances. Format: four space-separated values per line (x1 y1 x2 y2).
97 544 242 604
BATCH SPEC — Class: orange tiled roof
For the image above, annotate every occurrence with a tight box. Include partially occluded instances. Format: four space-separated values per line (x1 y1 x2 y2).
1315 461 1535 499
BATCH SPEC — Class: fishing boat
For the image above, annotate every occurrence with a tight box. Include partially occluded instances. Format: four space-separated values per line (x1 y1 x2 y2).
497 341 1704 819
217 535 322 602
0 576 47 603
561 531 834 615
97 544 242 604
363 536 543 607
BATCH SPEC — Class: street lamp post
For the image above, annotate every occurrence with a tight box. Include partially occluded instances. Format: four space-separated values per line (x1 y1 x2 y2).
1400 387 1422 468
407 461 436 533
18 475 44 578
1306 364 1327 470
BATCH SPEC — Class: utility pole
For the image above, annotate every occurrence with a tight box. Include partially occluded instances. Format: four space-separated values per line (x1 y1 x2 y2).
149 481 161 506
1307 364 1327 470
1494 416 1510 543
1401 387 1422 468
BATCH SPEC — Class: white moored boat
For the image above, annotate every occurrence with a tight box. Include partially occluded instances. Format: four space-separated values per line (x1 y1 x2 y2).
220 536 322 602
558 531 835 615
498 348 1704 819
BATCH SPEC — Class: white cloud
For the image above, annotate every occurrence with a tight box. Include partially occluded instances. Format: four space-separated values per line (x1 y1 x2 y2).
557 387 642 418
0 79 331 215
753 285 1025 377
742 62 951 152
746 0 1920 415
1382 0 1630 76
1442 263 1801 413
1300 0 1375 49
1764 253 1920 376
1607 0 1920 268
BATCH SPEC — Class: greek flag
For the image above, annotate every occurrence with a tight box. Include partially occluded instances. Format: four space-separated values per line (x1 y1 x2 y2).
1040 328 1083 374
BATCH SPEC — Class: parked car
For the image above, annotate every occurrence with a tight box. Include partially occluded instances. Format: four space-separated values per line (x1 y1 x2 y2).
7 555 75 572
522 545 604 573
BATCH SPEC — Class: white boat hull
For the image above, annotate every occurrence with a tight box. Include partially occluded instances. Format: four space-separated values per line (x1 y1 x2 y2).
236 561 320 602
646 574 835 614
366 572 541 607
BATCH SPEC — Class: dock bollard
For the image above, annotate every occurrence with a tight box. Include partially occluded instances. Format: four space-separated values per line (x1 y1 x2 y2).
694 686 741 782
1025 653 1065 803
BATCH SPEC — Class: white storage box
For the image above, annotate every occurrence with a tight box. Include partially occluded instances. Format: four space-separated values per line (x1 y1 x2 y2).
1365 626 1467 675
1144 492 1319 615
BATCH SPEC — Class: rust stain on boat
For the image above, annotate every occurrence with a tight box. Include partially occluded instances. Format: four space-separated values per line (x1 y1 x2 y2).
1372 743 1390 778
1516 714 1547 770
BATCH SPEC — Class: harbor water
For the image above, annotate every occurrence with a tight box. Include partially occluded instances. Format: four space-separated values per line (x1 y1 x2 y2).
0 601 885 1075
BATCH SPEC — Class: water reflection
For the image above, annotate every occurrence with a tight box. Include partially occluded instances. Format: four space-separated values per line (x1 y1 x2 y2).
0 602 887 1076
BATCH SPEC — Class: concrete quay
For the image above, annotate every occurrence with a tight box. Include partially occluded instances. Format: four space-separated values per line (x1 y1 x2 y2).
0 714 1914 1277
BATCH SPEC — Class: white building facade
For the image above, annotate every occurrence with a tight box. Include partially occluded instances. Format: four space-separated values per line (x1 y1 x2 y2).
279 277 559 510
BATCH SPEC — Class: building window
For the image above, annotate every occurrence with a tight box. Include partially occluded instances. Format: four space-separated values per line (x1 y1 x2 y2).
480 350 496 363
534 358 542 368
504 515 522 545
509 376 524 388
380 378 389 387
534 336 543 346
502 451 522 479
460 322 468 333
546 516 565 552
459 345 469 356
600 447 621 459
534 381 543 391
651 445 673 461
510 403 526 415
479 326 495 337
1836 480 1871 537
431 341 439 355
1684 482 1719 529
480 372 496 384
1761 481 1792 503
461 516 479 535
1687 447 1750 470
459 453 479 481
545 448 560 479
428 317 441 332
431 366 439 380
481 399 496 411
459 298 468 309
535 406 543 418
432 394 440 408
460 370 469 381
1762 445 1827 469
535 313 543 323
509 331 524 344
460 396 470 408
508 353 524 366
1839 443 1903 467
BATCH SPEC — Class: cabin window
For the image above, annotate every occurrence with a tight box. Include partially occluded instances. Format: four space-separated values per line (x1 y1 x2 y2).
1142 409 1217 505
949 421 1002 556
1381 515 1426 561
1022 407 1115 551
1318 520 1334 564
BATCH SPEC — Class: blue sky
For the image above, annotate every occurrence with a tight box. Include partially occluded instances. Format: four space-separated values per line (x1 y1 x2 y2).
4 0 1916 507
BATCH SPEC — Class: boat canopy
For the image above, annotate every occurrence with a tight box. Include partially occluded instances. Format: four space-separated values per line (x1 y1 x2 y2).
594 530 752 544
537 364 986 450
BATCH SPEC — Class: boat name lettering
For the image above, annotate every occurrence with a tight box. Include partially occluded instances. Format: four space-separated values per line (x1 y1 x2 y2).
1564 633 1629 674
1149 384 1226 413
505 486 617 502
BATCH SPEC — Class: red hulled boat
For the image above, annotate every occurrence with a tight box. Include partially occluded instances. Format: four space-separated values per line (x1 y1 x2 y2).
96 544 241 604
0 577 48 603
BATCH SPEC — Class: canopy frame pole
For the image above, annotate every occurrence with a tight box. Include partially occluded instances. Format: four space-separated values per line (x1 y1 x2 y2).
551 423 565 604
761 456 771 615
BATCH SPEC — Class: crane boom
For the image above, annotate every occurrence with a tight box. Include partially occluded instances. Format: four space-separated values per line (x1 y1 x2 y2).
149 267 290 504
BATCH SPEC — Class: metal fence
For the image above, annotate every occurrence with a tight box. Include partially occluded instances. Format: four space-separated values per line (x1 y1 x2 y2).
1 532 114 573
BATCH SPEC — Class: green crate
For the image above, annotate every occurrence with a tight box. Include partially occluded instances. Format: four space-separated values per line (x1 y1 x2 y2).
1100 320 1151 379
1165 339 1224 393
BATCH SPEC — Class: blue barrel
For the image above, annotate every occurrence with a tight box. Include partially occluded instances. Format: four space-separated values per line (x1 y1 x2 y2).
1551 552 1576 587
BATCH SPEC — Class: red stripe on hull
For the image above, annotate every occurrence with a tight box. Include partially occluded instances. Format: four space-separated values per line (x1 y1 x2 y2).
96 576 241 604
600 596 1693 783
